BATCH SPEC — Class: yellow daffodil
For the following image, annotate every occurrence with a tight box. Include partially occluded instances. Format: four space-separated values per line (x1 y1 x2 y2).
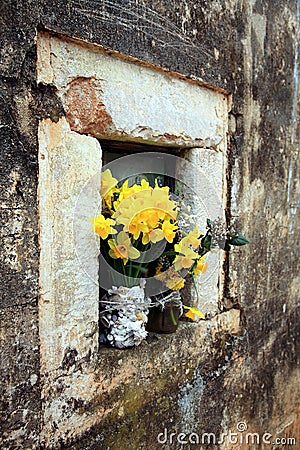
133 208 158 230
162 220 178 243
101 169 119 210
91 214 116 239
108 231 140 265
100 169 118 197
174 253 196 271
167 277 185 290
154 266 185 291
173 227 202 271
113 196 138 225
183 306 205 321
174 241 199 271
150 184 178 221
114 179 151 208
182 226 202 249
192 257 208 276
127 218 148 240
113 192 150 225
113 178 178 234
142 228 165 245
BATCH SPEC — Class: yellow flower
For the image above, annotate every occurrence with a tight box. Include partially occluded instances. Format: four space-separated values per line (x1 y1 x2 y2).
162 220 178 243
174 242 199 271
91 214 116 239
119 182 175 215
155 266 185 291
173 228 202 271
100 169 118 197
108 231 140 265
113 190 151 225
127 218 148 240
142 228 164 245
183 226 202 249
115 179 151 208
167 277 185 290
192 257 208 276
101 169 119 210
140 208 160 229
183 306 205 321
110 178 180 248
151 183 178 221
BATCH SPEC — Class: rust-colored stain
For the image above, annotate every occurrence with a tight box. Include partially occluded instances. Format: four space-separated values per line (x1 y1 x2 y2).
163 132 180 141
66 77 113 135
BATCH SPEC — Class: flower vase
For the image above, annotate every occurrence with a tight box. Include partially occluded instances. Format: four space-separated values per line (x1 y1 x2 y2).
99 282 150 349
146 291 183 334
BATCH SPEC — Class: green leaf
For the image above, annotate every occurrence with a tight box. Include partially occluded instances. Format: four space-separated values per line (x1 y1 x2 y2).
228 232 249 246
202 234 212 250
162 250 177 257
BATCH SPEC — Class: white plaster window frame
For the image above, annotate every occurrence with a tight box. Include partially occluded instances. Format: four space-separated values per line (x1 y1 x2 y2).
37 32 232 448
36 32 231 441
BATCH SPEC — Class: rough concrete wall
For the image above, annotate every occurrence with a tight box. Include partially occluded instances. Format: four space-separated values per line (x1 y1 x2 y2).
0 1 299 449
0 11 64 448
227 0 300 444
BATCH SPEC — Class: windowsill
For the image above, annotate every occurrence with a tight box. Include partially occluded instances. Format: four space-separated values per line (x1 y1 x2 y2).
97 320 203 354
96 308 241 361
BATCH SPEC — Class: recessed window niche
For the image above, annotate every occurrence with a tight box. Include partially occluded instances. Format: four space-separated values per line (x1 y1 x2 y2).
37 31 230 443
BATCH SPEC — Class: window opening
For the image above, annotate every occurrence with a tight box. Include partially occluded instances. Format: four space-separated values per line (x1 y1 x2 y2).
100 140 180 190
98 141 196 345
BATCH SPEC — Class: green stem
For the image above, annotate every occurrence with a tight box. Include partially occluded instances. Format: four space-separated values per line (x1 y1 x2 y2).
169 306 177 326
191 273 200 302
132 242 147 280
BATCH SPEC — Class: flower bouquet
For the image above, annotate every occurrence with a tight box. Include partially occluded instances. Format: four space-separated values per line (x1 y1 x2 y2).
92 168 249 347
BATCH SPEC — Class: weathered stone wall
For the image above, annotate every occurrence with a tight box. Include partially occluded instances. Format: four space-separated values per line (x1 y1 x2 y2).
0 1 299 449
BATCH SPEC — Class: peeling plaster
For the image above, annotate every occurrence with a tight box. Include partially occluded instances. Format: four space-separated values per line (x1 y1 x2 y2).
37 33 229 148
38 117 101 374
